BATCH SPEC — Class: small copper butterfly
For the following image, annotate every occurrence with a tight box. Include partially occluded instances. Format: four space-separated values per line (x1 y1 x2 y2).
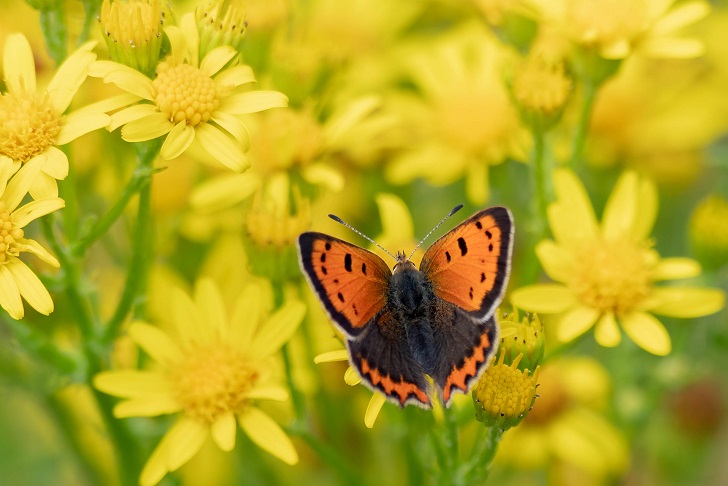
297 205 514 408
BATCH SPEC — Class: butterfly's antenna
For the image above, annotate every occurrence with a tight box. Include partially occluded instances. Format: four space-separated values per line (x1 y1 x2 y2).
407 204 464 260
328 214 399 262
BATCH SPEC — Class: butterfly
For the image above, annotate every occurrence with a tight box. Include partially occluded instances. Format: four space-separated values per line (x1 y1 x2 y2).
297 205 514 409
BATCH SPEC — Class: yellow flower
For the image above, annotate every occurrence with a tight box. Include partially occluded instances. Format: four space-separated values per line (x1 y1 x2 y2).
99 0 165 77
690 194 728 270
196 0 248 58
90 13 288 172
512 169 724 355
94 279 306 486
496 357 629 479
0 33 110 199
0 156 64 319
552 0 709 59
385 25 529 204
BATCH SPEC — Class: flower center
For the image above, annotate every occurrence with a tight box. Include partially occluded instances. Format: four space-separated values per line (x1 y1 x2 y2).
0 201 24 264
513 57 571 116
153 62 219 126
0 93 62 163
173 344 258 424
566 0 649 48
570 237 653 316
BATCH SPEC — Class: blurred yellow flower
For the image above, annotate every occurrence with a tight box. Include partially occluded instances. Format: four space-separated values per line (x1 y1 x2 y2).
385 26 529 204
496 357 629 479
690 194 728 270
0 156 64 319
91 13 288 172
94 279 306 485
512 169 724 355
0 33 109 198
552 0 709 59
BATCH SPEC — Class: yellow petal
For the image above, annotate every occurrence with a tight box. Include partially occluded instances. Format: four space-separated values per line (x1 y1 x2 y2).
194 278 226 342
200 46 238 77
221 91 289 115
365 393 387 428
375 193 414 245
121 113 174 142
90 60 155 100
29 172 59 200
180 14 200 67
594 311 621 347
0 156 19 194
314 350 350 364
39 145 69 179
651 1 710 35
238 407 299 465
210 111 250 149
642 287 724 318
323 96 381 145
652 258 701 281
128 321 183 365
93 370 171 398
466 162 489 206
549 169 598 246
249 300 306 359
14 239 59 267
620 311 671 355
170 286 204 345
189 172 260 212
344 366 362 386
602 171 639 240
47 42 96 113
632 176 658 240
214 64 255 88
211 411 237 451
247 386 289 401
556 305 600 342
302 164 345 192
195 123 250 172
3 156 44 211
4 33 36 94
71 92 141 118
109 104 159 132
160 122 195 160
164 26 187 67
230 283 263 354
56 112 110 145
166 418 208 470
13 198 65 228
510 284 577 314
113 396 181 418
6 259 54 315
140 428 175 486
641 37 704 58
0 265 23 319
535 240 575 283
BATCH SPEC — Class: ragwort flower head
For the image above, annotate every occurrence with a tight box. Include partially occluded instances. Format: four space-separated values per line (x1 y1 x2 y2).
91 13 288 172
0 156 64 319
512 169 724 355
94 279 306 486
0 33 110 199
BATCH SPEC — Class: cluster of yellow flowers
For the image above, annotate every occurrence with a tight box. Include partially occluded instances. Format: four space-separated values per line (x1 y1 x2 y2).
1 0 727 484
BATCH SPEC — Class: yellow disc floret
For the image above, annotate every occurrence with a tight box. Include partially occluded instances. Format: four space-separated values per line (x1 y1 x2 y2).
153 62 219 126
0 201 24 264
0 93 62 163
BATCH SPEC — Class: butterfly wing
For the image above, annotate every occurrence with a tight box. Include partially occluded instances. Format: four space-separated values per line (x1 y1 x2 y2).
297 232 392 337
428 298 498 406
420 207 514 323
347 308 431 408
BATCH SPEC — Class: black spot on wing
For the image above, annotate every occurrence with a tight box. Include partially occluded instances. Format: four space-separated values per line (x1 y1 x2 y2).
480 272 486 282
338 292 345 302
476 221 482 230
325 242 332 251
344 253 352 272
445 251 451 263
320 253 326 262
457 237 467 256
322 266 328 275
488 243 493 252
362 262 367 275
485 230 492 239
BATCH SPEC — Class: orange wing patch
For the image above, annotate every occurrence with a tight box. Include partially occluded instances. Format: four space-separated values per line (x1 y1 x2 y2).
298 233 391 336
360 358 430 407
420 207 513 321
441 330 492 404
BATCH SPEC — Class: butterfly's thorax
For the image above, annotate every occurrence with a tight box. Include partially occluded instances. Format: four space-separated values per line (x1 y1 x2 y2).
390 260 438 375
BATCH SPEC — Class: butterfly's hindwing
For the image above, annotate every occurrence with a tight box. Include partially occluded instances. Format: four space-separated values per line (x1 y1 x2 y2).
297 232 391 337
347 309 431 409
428 299 498 407
420 207 514 323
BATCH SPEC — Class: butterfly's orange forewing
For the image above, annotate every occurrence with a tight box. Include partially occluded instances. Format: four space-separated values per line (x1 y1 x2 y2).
298 233 391 337
420 207 513 323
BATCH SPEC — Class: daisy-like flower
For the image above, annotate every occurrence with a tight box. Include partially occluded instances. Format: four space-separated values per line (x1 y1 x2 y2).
0 33 110 199
94 279 306 486
90 13 288 172
511 169 724 355
551 0 709 60
385 25 530 204
0 156 64 319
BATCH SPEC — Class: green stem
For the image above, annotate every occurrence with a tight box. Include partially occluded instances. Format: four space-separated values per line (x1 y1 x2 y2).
569 81 598 168
72 165 157 257
104 141 160 342
522 130 549 285
466 426 504 483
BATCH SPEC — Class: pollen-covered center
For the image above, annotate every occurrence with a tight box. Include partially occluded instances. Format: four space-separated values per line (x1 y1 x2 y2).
153 62 219 126
570 238 653 316
474 355 539 421
0 201 24 263
173 344 258 424
0 93 62 162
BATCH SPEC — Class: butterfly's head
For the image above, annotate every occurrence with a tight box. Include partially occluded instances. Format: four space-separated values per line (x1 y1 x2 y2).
393 251 416 273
